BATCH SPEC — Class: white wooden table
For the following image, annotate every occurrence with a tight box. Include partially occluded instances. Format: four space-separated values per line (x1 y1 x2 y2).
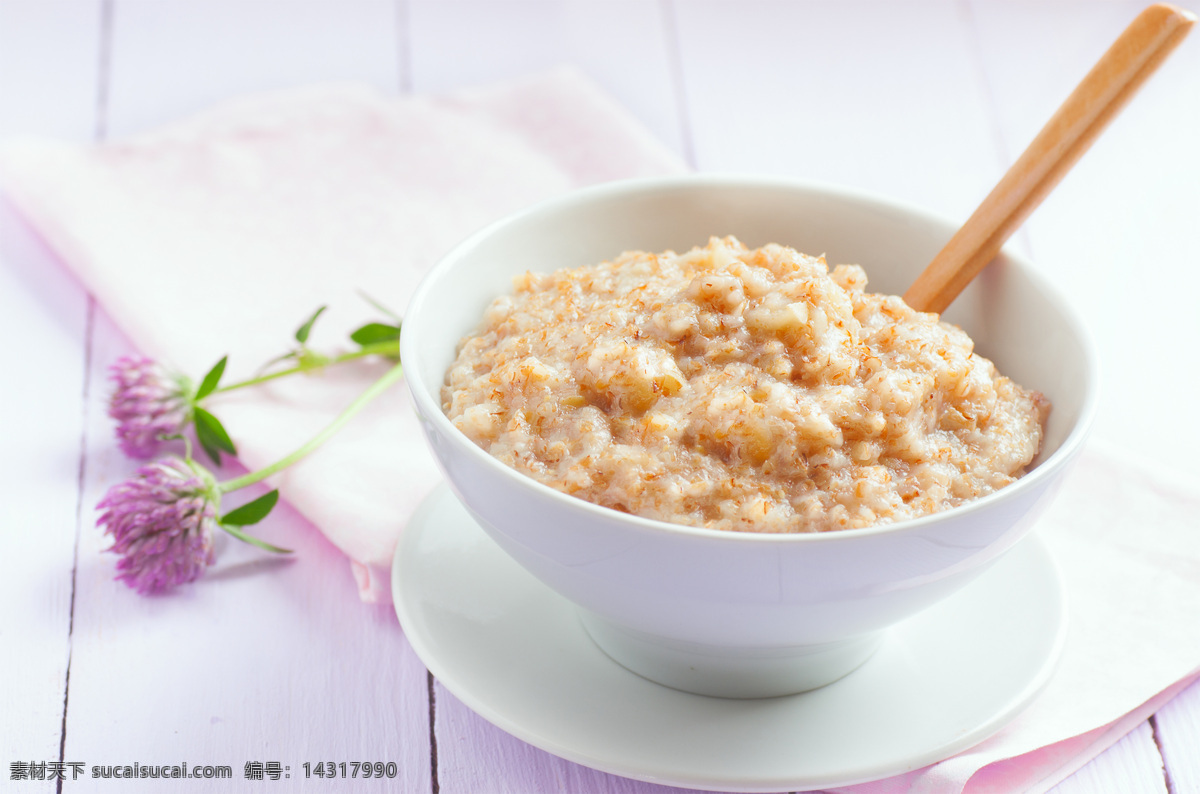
2 2 1198 792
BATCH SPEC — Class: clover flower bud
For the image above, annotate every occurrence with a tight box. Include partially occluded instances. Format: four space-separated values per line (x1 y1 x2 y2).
96 458 218 594
107 356 191 459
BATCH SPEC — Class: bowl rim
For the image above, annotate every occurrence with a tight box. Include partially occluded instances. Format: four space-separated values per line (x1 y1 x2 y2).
401 173 1100 545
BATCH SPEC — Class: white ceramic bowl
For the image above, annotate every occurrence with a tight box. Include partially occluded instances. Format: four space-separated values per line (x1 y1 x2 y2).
401 175 1097 698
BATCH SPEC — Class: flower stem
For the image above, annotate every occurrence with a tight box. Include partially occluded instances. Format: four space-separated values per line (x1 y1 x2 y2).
217 360 405 494
214 342 399 394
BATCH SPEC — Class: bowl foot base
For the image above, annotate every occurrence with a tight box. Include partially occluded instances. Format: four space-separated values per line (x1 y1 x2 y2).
577 611 883 699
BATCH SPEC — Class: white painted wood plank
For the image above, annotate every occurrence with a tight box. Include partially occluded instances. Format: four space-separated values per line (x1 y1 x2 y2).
105 0 401 138
0 0 104 140
65 313 432 792
672 0 1003 220
0 0 101 769
1153 676 1200 794
54 2 434 791
408 0 686 161
1048 721 1167 794
0 206 91 767
969 0 1200 481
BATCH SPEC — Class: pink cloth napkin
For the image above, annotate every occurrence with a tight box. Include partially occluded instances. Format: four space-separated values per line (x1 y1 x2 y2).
0 69 685 602
4 71 1199 793
834 439 1200 793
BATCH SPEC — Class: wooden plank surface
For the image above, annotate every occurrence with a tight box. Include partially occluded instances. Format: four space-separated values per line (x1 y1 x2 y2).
674 0 1003 218
1154 677 1200 794
34 1 433 791
104 0 401 136
0 1 1197 792
68 312 432 794
408 0 685 157
0 0 102 779
1048 722 1168 794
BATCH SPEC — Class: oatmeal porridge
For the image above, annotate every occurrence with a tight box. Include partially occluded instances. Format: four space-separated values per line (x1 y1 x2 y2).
442 236 1048 533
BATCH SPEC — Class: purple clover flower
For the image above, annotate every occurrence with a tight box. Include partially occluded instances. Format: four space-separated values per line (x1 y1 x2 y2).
96 457 218 594
107 356 191 459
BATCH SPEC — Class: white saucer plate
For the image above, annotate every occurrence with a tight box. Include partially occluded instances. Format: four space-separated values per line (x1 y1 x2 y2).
393 485 1066 792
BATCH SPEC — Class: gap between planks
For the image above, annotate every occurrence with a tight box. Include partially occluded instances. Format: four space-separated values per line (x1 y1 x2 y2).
1149 714 1177 794
57 2 113 791
427 670 440 794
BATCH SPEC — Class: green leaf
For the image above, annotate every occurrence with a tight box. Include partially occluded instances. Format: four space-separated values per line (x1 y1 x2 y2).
294 305 327 344
221 489 279 527
220 522 292 554
195 430 222 466
194 406 237 465
194 355 228 401
356 290 402 323
350 322 402 346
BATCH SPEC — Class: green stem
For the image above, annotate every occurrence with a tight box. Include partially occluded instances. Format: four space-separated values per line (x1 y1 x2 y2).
214 341 399 394
217 360 405 494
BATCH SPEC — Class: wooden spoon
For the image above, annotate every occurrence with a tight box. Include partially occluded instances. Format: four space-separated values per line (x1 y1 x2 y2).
904 3 1195 315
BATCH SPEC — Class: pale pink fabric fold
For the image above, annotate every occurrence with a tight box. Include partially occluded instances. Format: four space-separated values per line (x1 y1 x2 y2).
4 72 1199 793
0 69 686 602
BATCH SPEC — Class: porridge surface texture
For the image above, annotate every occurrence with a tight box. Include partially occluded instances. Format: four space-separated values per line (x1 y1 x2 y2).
443 237 1048 533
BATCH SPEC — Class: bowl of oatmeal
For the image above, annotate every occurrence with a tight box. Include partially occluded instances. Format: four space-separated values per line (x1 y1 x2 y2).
401 175 1097 698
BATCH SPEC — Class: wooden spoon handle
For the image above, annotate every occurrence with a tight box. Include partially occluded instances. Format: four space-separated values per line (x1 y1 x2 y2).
904 3 1195 314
